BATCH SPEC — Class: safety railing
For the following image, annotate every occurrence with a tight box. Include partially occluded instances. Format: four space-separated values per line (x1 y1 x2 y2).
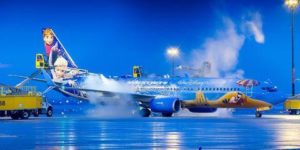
0 86 40 96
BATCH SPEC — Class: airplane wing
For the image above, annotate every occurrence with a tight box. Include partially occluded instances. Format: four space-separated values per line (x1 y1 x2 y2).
63 87 155 102
11 69 155 103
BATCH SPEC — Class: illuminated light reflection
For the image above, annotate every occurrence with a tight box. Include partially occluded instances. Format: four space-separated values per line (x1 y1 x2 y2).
165 132 181 150
150 122 182 149
273 123 300 149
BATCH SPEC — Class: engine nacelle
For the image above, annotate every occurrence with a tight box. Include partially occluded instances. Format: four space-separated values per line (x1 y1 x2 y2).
150 98 181 113
188 107 217 113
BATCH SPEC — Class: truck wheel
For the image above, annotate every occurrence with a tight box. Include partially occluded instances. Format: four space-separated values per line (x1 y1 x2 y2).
20 110 30 119
139 108 151 117
33 111 39 117
289 110 296 115
46 108 53 117
10 111 19 120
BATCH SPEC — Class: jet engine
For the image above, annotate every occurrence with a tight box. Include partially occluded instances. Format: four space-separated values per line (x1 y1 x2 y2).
150 98 181 116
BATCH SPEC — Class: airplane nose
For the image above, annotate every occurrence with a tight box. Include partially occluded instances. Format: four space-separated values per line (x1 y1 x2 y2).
254 100 272 111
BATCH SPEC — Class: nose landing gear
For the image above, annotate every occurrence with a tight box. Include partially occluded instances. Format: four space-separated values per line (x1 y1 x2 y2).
255 111 262 118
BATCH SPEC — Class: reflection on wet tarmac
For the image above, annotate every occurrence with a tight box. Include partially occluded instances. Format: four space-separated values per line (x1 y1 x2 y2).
1 115 300 149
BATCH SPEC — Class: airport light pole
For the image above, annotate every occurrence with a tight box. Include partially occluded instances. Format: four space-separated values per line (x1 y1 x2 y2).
167 47 179 77
285 0 299 96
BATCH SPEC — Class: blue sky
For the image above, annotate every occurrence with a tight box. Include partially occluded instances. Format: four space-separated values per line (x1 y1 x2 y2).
0 0 299 94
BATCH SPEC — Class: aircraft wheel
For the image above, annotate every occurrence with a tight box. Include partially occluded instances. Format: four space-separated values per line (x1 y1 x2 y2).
139 108 151 117
20 110 30 119
162 112 173 117
255 111 262 118
46 107 53 117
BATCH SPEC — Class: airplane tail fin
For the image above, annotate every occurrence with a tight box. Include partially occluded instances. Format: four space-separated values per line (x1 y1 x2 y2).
41 28 82 82
42 28 77 69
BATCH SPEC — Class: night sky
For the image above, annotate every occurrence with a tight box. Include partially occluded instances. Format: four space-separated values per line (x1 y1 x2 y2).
0 0 299 94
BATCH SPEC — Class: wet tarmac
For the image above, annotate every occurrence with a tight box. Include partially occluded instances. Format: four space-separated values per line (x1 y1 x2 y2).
1 115 300 150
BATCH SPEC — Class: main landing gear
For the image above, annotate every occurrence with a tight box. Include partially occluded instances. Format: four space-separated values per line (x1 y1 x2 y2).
162 112 173 117
255 111 262 118
139 108 151 117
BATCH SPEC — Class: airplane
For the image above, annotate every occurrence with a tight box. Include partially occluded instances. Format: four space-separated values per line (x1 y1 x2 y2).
13 28 287 118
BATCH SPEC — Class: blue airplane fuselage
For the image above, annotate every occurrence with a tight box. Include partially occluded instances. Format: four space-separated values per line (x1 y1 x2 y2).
120 77 286 105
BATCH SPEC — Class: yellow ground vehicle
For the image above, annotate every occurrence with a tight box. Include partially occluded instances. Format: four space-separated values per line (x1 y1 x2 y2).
36 53 48 69
284 97 300 115
0 86 52 119
133 66 142 78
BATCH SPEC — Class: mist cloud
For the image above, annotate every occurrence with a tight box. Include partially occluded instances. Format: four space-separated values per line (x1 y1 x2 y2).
186 12 264 78
245 12 265 44
80 74 137 118
189 18 245 77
